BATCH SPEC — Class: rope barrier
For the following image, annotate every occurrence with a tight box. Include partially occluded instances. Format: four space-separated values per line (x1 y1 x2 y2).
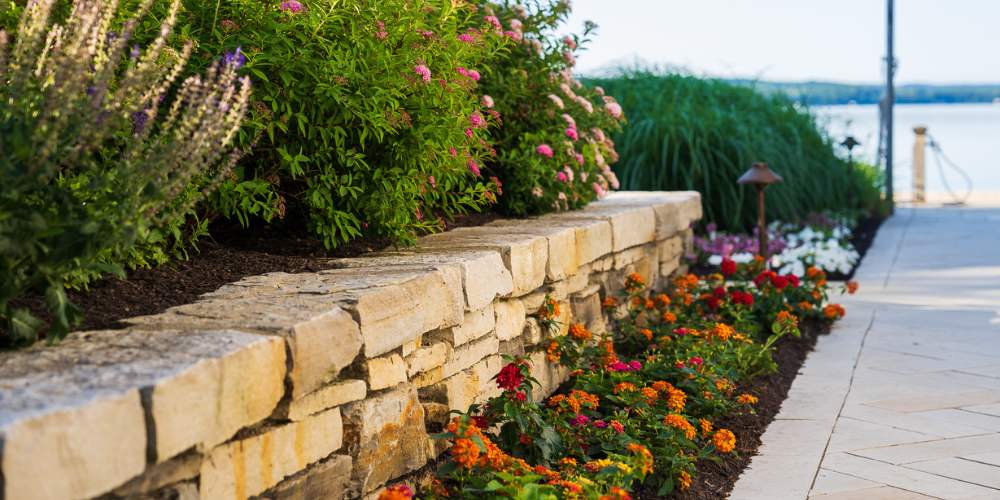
926 134 974 205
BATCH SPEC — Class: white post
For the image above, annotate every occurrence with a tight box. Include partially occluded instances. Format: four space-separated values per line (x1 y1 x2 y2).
912 126 927 203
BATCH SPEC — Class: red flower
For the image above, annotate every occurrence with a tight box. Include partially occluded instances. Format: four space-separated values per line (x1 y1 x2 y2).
787 274 801 288
721 258 737 277
706 296 721 310
713 286 727 299
496 363 524 391
515 391 527 401
770 274 789 290
471 415 490 429
688 356 703 367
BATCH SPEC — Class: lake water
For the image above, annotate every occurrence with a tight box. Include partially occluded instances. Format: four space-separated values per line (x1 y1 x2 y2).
813 103 1000 203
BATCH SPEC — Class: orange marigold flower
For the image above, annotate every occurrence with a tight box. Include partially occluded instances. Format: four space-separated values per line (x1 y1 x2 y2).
602 296 617 308
379 484 415 500
664 413 697 440
846 281 859 294
655 293 671 308
776 310 799 327
661 311 677 323
627 442 654 474
548 394 567 409
546 341 561 362
737 393 759 405
712 322 735 341
537 297 560 320
644 298 656 310
666 387 687 412
699 418 713 436
625 272 646 290
569 323 592 341
641 386 658 404
639 328 653 341
678 470 693 491
683 293 694 306
554 480 583 494
451 438 480 469
614 382 637 394
600 486 633 500
652 380 670 392
715 378 733 394
812 290 822 300
714 429 737 453
559 457 578 469
797 300 813 311
806 266 822 279
570 389 600 409
684 273 699 286
817 278 828 287
823 304 846 319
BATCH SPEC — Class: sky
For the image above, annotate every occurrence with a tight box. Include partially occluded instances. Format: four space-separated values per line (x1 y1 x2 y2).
563 0 1000 84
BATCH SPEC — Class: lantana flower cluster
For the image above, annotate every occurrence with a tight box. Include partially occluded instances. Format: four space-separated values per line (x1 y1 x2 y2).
381 259 852 498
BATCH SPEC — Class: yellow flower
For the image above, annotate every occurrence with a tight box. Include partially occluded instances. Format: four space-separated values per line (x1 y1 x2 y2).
614 382 637 394
699 418 713 437
737 393 759 405
678 470 692 491
714 429 737 453
665 387 686 412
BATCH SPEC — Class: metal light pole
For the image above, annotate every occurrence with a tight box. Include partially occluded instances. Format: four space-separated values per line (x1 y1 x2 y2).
885 0 896 213
738 163 783 266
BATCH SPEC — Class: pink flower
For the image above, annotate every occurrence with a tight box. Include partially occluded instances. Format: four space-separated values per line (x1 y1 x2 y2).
629 360 642 371
687 356 703 367
536 144 554 158
561 113 576 127
375 21 387 40
571 414 590 426
484 15 502 31
504 30 523 40
470 112 486 128
448 147 458 157
605 102 623 119
592 182 606 198
480 95 494 108
562 166 574 182
563 51 575 65
458 33 474 43
418 30 434 38
575 153 584 166
280 0 304 13
428 175 436 188
565 127 578 141
556 171 568 182
467 69 480 81
413 64 431 82
547 94 565 109
467 160 481 177
610 420 625 433
673 327 689 336
593 419 607 429
563 35 577 49
511 19 523 32
608 361 630 372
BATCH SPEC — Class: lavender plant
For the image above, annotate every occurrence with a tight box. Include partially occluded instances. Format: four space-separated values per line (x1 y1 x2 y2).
0 0 250 344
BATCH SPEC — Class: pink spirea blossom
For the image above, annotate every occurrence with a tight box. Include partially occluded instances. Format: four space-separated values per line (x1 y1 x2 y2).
565 127 578 141
510 19 523 32
467 69 480 81
563 35 577 49
575 153 584 166
592 182 606 198
469 112 485 128
556 171 568 182
480 95 494 108
375 21 387 40
458 33 475 43
536 144 554 158
484 15 502 31
561 113 576 127
467 160 481 177
605 102 623 119
413 64 431 82
449 147 458 157
504 30 523 41
571 414 590 426
280 0 304 13
464 128 474 138
547 94 565 109
428 175 436 188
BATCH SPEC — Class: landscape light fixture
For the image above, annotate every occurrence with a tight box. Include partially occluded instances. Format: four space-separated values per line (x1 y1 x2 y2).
737 162 783 266
841 136 860 166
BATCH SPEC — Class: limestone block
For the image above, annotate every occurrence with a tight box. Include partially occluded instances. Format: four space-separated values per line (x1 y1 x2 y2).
599 191 703 239
365 354 409 391
548 271 591 300
200 408 343 500
406 342 450 377
278 380 367 422
657 235 684 263
114 451 201 497
500 338 526 358
334 249 513 312
430 305 495 346
521 290 549 312
486 220 580 281
0 328 286 500
129 296 359 399
420 228 548 296
522 317 545 346
401 335 422 357
494 299 526 341
441 334 500 378
571 285 606 334
420 355 503 411
661 255 682 278
528 351 571 402
342 385 429 493
263 454 353 500
556 203 656 252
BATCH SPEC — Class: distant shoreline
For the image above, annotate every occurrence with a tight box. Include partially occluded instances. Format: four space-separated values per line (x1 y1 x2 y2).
728 80 1000 106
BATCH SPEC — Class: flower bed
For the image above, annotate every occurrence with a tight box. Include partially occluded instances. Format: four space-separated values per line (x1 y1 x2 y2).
380 259 855 499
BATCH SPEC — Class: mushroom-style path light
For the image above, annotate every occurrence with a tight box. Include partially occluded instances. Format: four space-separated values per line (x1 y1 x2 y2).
737 162 783 266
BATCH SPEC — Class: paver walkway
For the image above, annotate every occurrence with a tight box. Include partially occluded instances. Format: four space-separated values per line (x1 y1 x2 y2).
730 206 1000 500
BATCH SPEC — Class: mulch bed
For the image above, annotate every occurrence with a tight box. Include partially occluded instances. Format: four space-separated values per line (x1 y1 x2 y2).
662 319 829 499
7 212 500 341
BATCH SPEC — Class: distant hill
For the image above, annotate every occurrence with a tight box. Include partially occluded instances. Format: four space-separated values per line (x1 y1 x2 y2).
728 80 1000 106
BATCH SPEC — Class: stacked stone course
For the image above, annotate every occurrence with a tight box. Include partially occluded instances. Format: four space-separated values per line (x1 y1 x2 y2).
0 191 701 500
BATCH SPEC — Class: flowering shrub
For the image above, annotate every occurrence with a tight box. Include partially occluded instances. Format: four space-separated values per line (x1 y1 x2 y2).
692 213 861 277
382 264 854 498
167 0 507 247
0 0 249 343
474 1 625 215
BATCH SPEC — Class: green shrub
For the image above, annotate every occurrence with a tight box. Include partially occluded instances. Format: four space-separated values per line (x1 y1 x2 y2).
0 0 249 344
589 70 881 231
161 0 508 248
476 0 625 216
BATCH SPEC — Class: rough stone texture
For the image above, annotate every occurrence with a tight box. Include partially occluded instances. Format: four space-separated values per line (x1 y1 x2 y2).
0 192 702 500
200 408 343 499
0 328 285 500
342 385 429 494
262 454 353 500
494 299 526 341
430 305 495 346
365 354 409 391
278 379 367 422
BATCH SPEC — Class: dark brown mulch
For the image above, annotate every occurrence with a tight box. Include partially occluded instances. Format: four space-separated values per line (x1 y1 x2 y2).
7 211 502 341
634 320 829 500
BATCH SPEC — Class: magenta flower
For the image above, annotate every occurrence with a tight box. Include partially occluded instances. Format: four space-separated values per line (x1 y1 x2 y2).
608 361 630 372
449 147 458 157
467 69 480 81
464 128 474 138
279 0 304 13
458 32 475 43
565 127 578 141
413 64 431 82
575 153 584 166
470 112 486 128
629 360 642 371
484 15 502 31
467 160 481 177
536 144 554 158
593 420 608 429
571 414 590 426
556 171 568 182
428 175 436 188
606 102 624 119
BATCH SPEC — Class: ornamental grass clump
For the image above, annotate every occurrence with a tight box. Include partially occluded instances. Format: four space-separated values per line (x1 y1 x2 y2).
394 264 854 498
0 0 250 344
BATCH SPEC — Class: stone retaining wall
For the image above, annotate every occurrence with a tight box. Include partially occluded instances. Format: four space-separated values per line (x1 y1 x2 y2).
0 191 701 500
